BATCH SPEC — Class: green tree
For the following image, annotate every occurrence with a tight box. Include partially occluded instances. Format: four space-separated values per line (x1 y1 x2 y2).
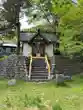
1 0 32 54
27 0 83 57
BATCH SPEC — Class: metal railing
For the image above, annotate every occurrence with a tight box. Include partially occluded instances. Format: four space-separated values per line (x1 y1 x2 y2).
28 55 32 80
32 56 44 59
45 55 51 79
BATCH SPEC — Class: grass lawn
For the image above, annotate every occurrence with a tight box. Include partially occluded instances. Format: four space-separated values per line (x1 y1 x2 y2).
0 75 83 110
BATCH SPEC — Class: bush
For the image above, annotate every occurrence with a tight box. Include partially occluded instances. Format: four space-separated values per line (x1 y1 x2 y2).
3 94 45 109
52 103 62 110
23 94 45 109
3 95 62 110
4 96 12 108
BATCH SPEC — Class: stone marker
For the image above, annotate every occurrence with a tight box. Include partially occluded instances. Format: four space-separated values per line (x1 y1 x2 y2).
8 79 16 86
56 74 64 84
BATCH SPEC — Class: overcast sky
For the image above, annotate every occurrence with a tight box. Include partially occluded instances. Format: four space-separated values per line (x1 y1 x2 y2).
20 14 35 30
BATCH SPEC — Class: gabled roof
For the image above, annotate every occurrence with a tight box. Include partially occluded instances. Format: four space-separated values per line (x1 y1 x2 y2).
20 32 36 42
41 33 57 42
20 29 58 43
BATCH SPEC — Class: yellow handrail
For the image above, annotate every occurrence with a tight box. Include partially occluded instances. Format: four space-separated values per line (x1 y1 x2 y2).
45 55 51 79
28 55 32 80
32 56 44 59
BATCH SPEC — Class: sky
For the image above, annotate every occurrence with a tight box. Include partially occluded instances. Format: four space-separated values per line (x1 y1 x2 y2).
20 15 35 30
20 14 47 30
72 0 77 3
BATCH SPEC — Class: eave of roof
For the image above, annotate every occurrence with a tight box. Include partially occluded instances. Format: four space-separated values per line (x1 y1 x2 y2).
20 32 57 43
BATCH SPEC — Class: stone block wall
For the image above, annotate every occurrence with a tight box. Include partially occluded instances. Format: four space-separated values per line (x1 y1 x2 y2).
55 55 83 75
0 54 83 80
0 54 28 80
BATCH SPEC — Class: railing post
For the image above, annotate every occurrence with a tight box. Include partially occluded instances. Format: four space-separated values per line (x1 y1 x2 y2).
45 55 51 80
28 55 32 80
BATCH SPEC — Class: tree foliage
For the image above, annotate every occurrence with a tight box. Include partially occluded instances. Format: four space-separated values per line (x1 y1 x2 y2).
26 0 83 57
1 0 83 56
0 0 33 54
0 0 32 29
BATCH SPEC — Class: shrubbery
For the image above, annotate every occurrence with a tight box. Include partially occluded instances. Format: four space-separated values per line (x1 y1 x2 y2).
3 94 62 110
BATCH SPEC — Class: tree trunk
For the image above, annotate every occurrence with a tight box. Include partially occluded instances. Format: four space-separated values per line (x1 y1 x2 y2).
16 22 20 55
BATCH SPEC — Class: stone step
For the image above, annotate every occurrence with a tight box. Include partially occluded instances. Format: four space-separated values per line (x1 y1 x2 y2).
31 72 48 75
32 68 47 71
31 73 48 76
30 79 49 82
31 75 48 79
32 67 47 70
32 70 48 72
32 59 46 67
31 65 48 73
32 58 45 61
32 64 46 67
32 66 47 68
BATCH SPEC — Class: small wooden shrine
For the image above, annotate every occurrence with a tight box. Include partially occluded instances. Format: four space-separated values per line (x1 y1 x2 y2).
20 29 59 81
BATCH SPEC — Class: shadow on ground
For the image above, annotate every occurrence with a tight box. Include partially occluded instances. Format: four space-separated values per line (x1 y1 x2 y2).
55 82 71 88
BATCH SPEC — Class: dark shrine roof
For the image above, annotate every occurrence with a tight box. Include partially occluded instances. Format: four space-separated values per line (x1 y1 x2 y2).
20 30 58 43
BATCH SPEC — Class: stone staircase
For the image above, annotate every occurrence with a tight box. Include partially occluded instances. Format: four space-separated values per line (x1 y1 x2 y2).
30 58 49 81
